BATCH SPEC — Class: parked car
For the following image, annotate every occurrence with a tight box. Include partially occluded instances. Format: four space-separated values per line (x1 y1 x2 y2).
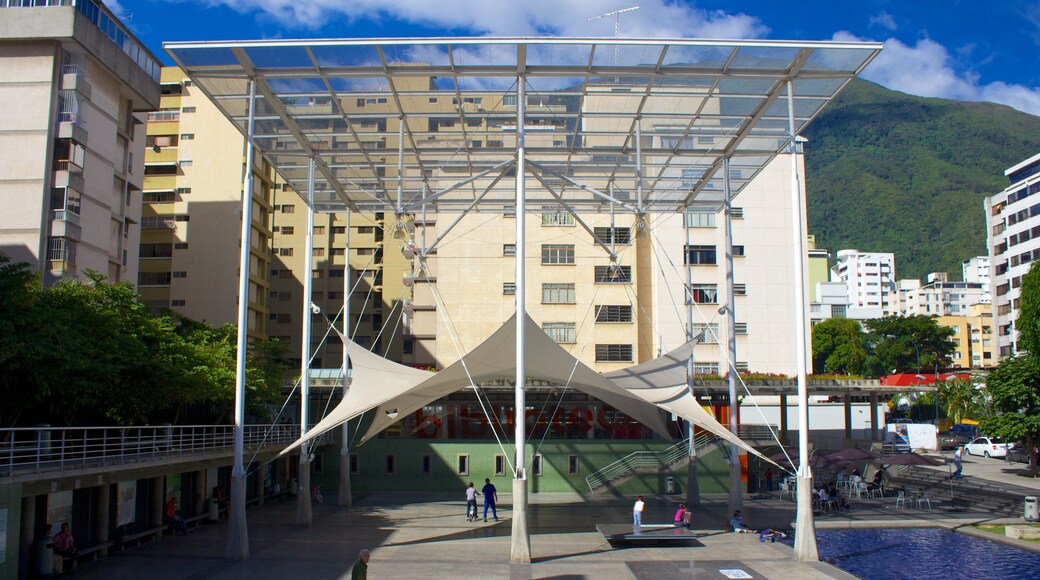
939 424 980 450
1008 445 1038 464
964 437 1012 458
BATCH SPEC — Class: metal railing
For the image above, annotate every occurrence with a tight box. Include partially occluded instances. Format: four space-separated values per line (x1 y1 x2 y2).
585 433 718 493
147 110 180 122
0 424 322 478
736 425 780 440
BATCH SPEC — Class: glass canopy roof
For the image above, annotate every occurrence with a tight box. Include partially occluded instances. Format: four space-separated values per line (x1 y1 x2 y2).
165 38 880 214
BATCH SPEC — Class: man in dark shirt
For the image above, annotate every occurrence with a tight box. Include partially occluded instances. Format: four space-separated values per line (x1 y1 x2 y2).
351 549 370 580
481 478 499 522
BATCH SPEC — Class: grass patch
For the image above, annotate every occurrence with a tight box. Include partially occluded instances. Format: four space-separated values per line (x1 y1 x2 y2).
972 524 1040 545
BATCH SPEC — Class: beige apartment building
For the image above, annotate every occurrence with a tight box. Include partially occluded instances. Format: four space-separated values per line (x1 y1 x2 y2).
937 302 997 369
0 2 160 284
139 67 274 338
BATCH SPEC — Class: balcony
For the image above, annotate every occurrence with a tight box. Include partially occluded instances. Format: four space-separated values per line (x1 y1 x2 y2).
49 210 82 239
52 158 83 173
147 110 180 123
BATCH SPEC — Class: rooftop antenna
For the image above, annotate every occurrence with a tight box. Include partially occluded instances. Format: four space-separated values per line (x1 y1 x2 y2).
587 5 640 76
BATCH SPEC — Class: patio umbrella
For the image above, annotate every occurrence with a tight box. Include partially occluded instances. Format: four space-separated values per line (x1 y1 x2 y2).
820 448 882 464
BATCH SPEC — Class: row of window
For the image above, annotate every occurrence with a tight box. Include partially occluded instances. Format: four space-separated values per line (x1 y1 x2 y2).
344 453 561 477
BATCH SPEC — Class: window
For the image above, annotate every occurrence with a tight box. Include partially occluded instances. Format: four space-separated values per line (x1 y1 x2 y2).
503 282 516 295
531 454 542 476
311 269 322 279
313 248 324 257
734 284 747 296
542 244 575 265
138 272 171 286
503 244 516 256
542 283 575 304
313 226 325 235
171 300 185 307
172 271 187 278
831 305 847 318
731 207 744 219
503 204 516 217
734 323 748 335
732 245 745 257
280 226 294 235
331 248 345 256
349 454 359 474
568 455 579 475
278 248 294 257
693 323 719 343
329 269 345 278
596 344 633 362
693 362 720 375
495 455 506 476
596 305 632 323
173 243 188 250
594 265 631 283
180 133 194 140
543 322 576 344
541 205 574 226
421 455 431 474
593 227 631 245
281 205 295 214
685 211 716 228
687 284 718 304
181 106 196 113
457 454 469 476
685 245 717 265
385 455 396 474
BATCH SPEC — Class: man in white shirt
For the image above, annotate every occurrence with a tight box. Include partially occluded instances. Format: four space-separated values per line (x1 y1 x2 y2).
633 496 645 527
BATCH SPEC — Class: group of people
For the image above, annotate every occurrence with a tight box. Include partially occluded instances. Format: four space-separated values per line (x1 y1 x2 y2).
464 478 500 522
36 522 77 576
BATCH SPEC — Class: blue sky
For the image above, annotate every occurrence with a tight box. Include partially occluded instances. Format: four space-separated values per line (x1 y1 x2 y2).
110 0 1040 115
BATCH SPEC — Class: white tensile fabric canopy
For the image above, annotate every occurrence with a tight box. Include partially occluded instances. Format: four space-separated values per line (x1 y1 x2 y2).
281 315 773 466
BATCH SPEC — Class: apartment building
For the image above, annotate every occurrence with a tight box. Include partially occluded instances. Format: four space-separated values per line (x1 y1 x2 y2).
937 303 996 369
832 249 896 316
897 272 988 317
962 256 990 293
138 67 274 338
0 1 160 284
986 152 1040 357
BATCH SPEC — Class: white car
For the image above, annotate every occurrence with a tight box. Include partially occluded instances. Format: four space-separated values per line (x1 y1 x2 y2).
963 437 1012 458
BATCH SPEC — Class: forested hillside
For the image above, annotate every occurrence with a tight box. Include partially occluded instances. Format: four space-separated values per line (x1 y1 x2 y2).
803 79 1040 281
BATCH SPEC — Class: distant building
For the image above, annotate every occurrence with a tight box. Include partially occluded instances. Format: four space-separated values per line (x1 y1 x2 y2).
937 303 996 369
985 152 1040 358
0 1 160 284
962 256 990 295
832 249 896 315
896 272 988 317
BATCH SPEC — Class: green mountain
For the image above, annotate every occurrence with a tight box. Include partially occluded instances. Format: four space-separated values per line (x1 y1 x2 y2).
802 79 1040 281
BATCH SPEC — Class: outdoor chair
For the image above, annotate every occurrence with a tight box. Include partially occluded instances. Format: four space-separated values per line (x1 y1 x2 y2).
778 481 793 501
916 494 932 511
894 490 906 509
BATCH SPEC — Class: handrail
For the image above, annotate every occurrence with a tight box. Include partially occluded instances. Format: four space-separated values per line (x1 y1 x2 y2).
585 433 718 493
0 424 323 478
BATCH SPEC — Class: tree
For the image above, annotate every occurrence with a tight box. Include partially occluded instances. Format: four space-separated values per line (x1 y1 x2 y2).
0 253 44 424
811 318 867 375
864 315 957 376
938 377 987 424
980 355 1040 477
1018 261 1040 355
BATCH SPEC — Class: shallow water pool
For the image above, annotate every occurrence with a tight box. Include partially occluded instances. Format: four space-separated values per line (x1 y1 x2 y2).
789 528 1040 580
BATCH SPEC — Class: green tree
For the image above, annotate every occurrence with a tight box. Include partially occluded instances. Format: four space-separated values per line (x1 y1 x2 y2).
939 377 987 424
864 315 957 377
1017 261 1040 355
980 355 1040 476
0 253 45 424
811 318 867 374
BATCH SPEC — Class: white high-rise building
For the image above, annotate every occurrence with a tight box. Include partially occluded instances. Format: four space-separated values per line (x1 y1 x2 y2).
963 256 991 297
897 272 988 316
832 249 896 315
986 152 1040 358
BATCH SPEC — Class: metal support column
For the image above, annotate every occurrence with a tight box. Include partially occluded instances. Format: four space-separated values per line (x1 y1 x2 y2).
227 78 256 561
296 158 316 526
338 210 353 507
788 80 819 562
844 394 853 440
683 212 700 507
869 392 879 442
780 394 789 445
511 75 532 564
723 157 742 515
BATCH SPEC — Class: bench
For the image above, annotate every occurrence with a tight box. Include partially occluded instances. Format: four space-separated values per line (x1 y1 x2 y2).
596 523 704 545
118 525 166 549
76 540 116 561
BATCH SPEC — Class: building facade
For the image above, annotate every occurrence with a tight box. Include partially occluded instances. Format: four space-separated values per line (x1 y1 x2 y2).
897 272 988 317
937 303 997 369
832 249 896 316
986 152 1040 358
962 256 991 294
0 1 160 284
138 67 274 338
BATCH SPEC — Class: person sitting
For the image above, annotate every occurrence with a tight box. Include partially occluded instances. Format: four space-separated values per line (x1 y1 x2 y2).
164 497 190 534
867 470 883 493
836 468 848 483
827 485 850 511
673 504 693 528
817 486 831 511
758 528 786 543
53 522 76 573
212 486 229 518
729 510 753 533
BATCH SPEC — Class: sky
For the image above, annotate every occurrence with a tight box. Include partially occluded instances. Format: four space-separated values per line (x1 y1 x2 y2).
108 0 1040 116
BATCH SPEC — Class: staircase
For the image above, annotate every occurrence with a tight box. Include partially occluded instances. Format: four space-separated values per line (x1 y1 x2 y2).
891 466 1032 517
585 434 721 494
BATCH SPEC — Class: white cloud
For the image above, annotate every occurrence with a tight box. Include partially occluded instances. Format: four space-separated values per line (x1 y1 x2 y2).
194 0 768 39
868 11 897 31
834 31 1040 116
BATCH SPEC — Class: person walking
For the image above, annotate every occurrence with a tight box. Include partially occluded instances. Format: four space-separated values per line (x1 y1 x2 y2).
632 495 645 528
952 446 963 479
350 549 370 580
481 478 498 521
465 482 480 521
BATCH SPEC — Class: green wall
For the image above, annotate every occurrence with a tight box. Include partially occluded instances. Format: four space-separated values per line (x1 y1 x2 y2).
313 440 732 496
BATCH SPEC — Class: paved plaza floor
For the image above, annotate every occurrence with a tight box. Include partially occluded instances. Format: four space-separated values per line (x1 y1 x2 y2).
64 455 1040 579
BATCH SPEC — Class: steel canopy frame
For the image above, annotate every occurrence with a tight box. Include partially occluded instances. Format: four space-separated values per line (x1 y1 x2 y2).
165 37 880 565
165 37 880 215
